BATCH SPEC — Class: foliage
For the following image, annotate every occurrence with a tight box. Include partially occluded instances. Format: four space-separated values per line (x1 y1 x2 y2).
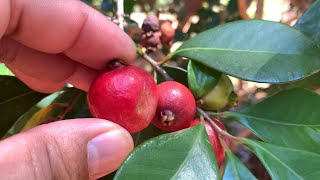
1 0 320 180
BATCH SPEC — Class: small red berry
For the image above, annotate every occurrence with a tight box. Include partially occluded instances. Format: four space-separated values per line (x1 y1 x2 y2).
160 21 175 45
191 118 230 168
87 65 158 133
152 81 196 132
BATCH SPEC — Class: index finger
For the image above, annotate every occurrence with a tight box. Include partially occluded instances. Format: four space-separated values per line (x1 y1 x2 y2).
2 0 136 69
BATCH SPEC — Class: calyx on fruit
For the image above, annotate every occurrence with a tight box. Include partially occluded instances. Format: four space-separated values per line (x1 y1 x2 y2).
152 81 196 132
191 118 231 168
87 65 158 133
199 74 237 110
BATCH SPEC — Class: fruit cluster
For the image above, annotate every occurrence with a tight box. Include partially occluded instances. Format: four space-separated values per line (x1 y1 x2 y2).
87 63 233 170
139 14 175 52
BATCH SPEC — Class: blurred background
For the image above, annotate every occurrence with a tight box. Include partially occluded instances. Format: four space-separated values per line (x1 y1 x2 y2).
80 1 317 179
0 0 318 179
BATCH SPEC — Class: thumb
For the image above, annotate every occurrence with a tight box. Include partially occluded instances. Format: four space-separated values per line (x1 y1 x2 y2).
0 118 134 180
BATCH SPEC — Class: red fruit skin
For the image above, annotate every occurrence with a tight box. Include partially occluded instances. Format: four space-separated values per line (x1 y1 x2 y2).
87 66 158 133
160 21 175 45
191 118 230 168
152 81 196 132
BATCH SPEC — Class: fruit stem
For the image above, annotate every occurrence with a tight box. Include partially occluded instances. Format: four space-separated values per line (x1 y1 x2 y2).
157 55 170 65
141 53 174 81
116 0 124 30
196 107 240 141
56 90 82 120
196 107 223 133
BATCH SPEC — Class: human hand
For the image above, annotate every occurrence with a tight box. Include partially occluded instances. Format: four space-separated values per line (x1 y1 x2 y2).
0 0 135 179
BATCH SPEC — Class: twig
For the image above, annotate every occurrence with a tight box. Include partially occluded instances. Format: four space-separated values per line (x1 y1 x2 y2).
196 107 241 141
157 55 170 65
142 53 174 81
196 107 223 133
117 0 124 30
56 90 82 120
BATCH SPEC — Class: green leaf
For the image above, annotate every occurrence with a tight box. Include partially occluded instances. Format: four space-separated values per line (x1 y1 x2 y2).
131 124 167 146
124 0 135 14
224 88 320 154
188 61 222 99
3 88 84 139
222 149 257 180
0 64 14 76
0 76 46 137
294 0 320 47
170 20 320 83
242 139 320 180
157 65 188 86
115 123 219 180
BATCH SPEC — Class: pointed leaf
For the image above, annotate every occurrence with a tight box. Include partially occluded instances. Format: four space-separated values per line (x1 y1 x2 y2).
222 149 257 180
115 123 219 180
0 76 46 137
225 88 320 154
294 0 320 47
170 20 320 83
0 64 14 76
131 124 167 146
3 89 84 139
242 139 320 180
188 61 222 99
157 65 188 86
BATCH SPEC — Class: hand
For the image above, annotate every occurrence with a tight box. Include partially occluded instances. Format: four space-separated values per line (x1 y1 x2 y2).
0 0 135 179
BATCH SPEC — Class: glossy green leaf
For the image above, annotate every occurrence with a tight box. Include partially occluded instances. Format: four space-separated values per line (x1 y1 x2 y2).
242 139 320 180
115 123 219 180
170 20 320 83
224 88 320 153
294 0 320 47
131 124 167 146
3 89 84 139
188 61 222 99
2 94 57 139
0 76 46 137
0 64 14 76
222 149 257 180
157 65 188 86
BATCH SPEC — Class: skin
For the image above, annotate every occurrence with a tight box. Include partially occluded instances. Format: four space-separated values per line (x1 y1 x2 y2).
152 81 196 132
0 0 136 179
88 66 158 133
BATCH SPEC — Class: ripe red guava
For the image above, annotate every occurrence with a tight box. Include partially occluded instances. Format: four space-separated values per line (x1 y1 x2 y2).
152 81 196 132
87 65 158 133
191 118 230 168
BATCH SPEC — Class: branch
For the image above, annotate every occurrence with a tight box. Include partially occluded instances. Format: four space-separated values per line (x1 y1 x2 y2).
196 107 223 133
196 107 241 141
117 0 124 30
142 53 173 81
56 90 82 120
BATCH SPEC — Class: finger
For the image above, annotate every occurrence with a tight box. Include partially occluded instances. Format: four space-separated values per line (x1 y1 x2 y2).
8 64 99 93
1 37 75 82
2 38 100 92
0 119 134 180
2 0 136 69
7 66 66 93
0 0 10 37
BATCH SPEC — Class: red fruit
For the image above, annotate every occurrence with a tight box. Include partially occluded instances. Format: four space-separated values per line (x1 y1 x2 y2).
139 33 160 48
87 65 158 133
191 118 230 168
160 21 175 45
152 81 196 132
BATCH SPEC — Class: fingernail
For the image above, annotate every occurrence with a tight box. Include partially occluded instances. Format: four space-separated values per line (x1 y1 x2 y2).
87 129 133 178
